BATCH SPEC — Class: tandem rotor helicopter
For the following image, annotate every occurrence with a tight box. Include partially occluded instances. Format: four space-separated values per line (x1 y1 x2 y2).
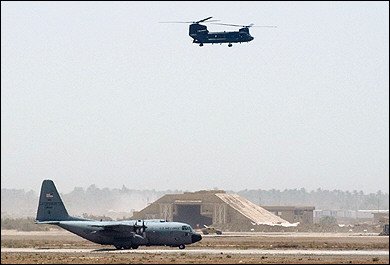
160 17 276 47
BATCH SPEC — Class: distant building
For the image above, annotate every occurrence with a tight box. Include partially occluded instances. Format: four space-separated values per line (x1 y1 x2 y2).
372 212 389 224
358 210 389 224
313 209 389 224
262 206 315 224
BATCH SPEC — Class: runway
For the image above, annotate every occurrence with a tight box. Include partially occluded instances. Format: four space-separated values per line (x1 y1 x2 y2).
2 248 389 256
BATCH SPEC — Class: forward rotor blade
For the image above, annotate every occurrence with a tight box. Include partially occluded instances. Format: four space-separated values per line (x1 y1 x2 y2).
196 16 213 23
159 21 193 24
159 19 219 24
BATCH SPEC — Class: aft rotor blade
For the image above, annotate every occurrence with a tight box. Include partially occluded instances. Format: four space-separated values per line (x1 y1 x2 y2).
251 25 277 28
211 22 245 27
212 22 277 28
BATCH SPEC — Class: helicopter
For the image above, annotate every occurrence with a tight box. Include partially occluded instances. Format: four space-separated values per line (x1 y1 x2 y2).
160 17 276 47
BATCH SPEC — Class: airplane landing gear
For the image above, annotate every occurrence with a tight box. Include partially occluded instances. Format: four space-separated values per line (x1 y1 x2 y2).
228 43 232 47
115 245 138 250
179 244 185 249
199 43 203 47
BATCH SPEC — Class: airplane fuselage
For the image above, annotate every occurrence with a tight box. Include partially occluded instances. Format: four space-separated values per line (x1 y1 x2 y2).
57 220 200 248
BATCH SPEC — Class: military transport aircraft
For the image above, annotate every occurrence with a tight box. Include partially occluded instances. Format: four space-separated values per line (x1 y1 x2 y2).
160 17 276 47
35 180 202 250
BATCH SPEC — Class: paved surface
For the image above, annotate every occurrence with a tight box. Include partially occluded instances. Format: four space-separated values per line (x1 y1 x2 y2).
2 248 389 256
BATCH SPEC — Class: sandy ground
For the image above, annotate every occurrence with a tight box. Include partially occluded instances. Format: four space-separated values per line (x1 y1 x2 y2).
1 230 389 264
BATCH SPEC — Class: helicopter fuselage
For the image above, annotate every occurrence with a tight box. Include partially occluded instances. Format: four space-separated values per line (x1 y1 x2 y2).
189 23 254 46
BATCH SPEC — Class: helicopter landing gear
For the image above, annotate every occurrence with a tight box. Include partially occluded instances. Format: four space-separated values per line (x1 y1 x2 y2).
228 43 232 47
199 43 203 47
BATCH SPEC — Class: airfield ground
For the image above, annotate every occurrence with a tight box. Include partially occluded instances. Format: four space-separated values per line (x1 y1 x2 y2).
1 230 389 264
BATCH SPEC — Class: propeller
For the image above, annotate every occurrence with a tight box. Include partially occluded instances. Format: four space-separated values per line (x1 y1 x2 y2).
159 17 219 24
141 221 147 238
134 220 148 234
141 220 147 232
211 22 277 28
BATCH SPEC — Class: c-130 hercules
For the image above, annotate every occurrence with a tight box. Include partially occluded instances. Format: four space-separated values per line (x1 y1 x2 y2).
36 180 202 250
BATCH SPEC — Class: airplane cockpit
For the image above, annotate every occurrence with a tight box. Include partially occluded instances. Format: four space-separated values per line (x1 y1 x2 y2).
182 225 193 232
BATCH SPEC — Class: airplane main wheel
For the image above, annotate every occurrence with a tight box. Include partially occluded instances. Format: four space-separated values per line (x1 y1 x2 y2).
199 43 203 47
115 245 123 250
179 244 185 249
131 245 139 249
228 43 232 47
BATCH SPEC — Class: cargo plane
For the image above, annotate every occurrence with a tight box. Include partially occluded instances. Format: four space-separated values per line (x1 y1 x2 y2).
35 180 202 250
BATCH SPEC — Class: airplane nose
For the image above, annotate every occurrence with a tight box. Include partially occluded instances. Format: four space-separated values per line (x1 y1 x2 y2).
191 233 202 243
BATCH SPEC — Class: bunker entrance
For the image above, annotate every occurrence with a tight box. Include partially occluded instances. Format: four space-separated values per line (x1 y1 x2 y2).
173 204 212 228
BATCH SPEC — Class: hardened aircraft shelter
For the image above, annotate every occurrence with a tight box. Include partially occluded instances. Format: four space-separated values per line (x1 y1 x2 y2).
131 190 290 229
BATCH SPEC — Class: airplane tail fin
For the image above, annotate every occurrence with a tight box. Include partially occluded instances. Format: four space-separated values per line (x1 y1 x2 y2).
36 180 73 222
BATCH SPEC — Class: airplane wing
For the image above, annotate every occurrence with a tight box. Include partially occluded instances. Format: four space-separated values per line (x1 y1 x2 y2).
90 223 135 232
90 223 147 241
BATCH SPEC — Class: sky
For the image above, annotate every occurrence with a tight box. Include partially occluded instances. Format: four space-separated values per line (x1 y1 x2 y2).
1 1 389 194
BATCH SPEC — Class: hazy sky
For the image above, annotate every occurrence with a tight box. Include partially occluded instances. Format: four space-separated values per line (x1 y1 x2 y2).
2 1 389 193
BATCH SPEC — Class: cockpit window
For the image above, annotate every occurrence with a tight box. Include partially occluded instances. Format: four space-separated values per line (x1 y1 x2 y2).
182 225 192 231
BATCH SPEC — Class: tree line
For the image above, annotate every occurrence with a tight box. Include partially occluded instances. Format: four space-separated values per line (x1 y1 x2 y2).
236 188 389 210
1 186 388 219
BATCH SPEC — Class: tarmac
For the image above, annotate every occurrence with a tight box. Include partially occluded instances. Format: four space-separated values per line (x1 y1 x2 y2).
2 247 389 256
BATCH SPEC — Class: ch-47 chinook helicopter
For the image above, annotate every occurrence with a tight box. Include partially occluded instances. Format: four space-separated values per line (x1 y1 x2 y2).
160 17 276 47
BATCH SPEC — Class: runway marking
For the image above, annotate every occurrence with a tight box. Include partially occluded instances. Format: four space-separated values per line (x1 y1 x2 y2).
1 248 389 256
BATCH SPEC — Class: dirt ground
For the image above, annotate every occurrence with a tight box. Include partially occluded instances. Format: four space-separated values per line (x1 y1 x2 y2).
1 230 389 264
2 252 389 264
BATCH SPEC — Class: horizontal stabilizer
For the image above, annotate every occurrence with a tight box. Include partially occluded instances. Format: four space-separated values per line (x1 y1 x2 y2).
35 221 60 225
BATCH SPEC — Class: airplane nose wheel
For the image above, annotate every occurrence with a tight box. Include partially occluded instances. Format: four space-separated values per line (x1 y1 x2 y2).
199 43 203 47
228 43 232 47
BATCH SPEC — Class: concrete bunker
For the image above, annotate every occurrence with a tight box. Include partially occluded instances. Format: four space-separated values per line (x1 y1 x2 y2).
173 202 212 228
131 190 291 230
